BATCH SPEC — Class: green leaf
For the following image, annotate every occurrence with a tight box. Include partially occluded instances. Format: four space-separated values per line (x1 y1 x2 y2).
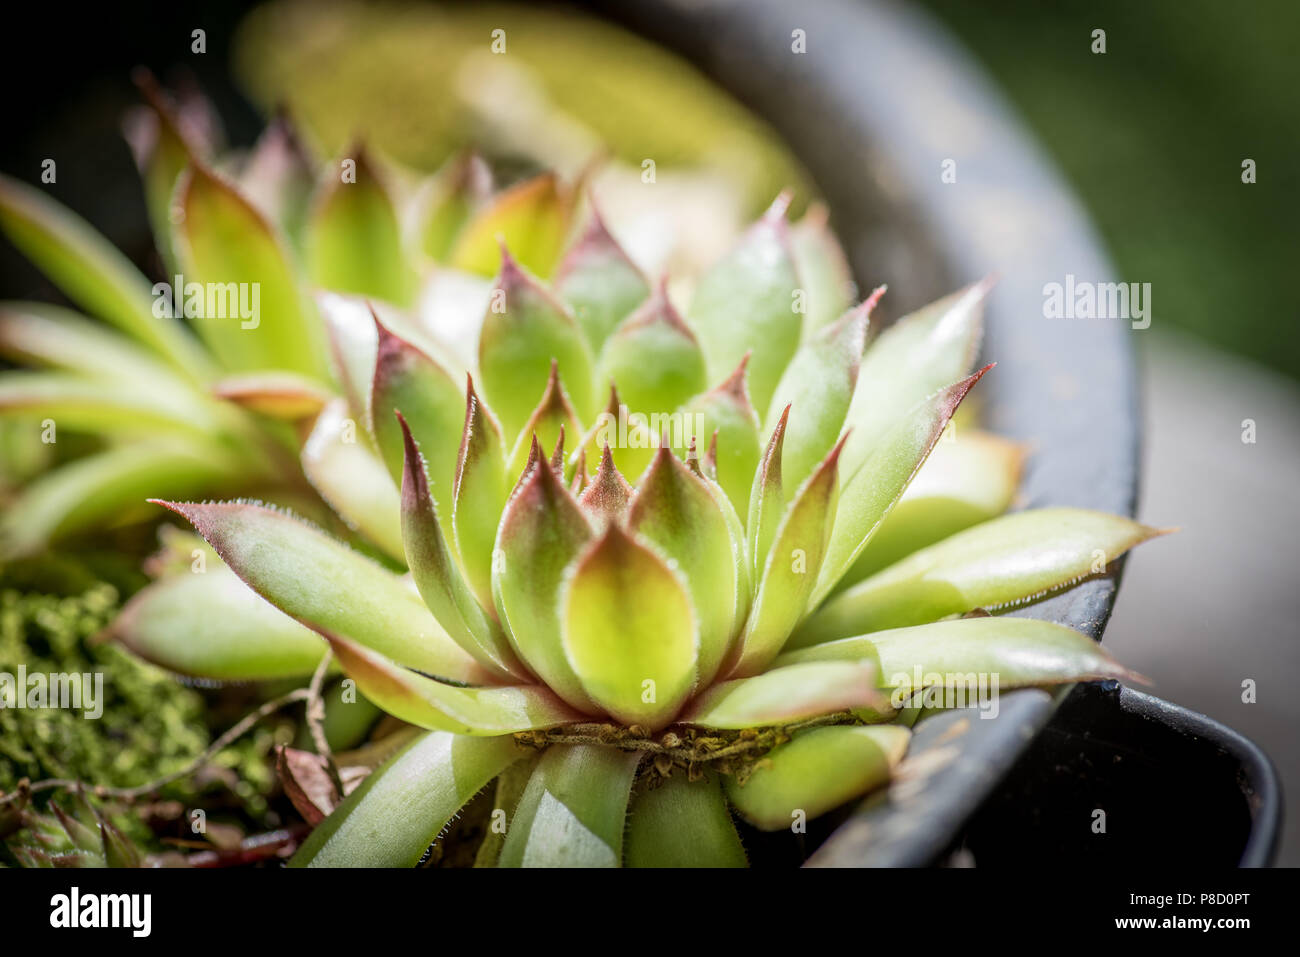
676 355 762 517
452 376 508 613
729 435 845 678
725 725 909 831
154 500 493 685
497 743 640 868
766 291 876 491
687 194 801 417
212 371 332 420
238 112 315 247
111 564 328 680
301 398 403 562
322 632 580 734
597 282 706 421
369 312 465 499
306 145 418 306
0 371 221 437
554 208 651 351
795 507 1169 642
625 772 747 868
316 291 377 421
418 152 491 262
492 455 598 712
561 524 699 729
174 163 331 380
399 413 523 681
628 444 737 686
0 173 211 380
478 249 595 440
790 203 854 339
504 360 584 481
578 443 633 525
681 660 883 729
841 279 991 478
450 173 571 279
775 616 1144 693
836 430 1024 589
810 367 991 610
0 440 246 559
291 730 523 867
747 404 787 584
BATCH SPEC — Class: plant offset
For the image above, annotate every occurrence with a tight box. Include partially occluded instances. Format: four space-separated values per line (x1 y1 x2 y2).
0 82 1166 869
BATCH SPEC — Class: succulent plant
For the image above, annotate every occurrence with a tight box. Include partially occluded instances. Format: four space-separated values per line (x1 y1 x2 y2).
0 74 594 559
1 789 143 869
104 179 1165 866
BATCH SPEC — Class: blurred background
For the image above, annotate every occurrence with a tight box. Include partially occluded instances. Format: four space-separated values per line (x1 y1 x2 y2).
1 0 1296 862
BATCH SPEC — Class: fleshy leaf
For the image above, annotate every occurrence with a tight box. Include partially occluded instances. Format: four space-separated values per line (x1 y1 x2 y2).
504 361 584 480
450 173 570 278
841 279 991 478
238 111 314 246
307 145 417 306
625 772 747 868
478 249 594 440
452 376 508 612
174 163 331 380
553 207 651 351
680 660 883 729
676 355 762 517
687 194 801 417
628 444 736 686
153 500 492 685
291 731 522 867
212 371 332 420
561 524 698 730
322 633 579 735
747 404 788 583
0 372 222 437
399 414 522 681
497 743 640 868
795 507 1168 643
810 367 991 609
493 456 598 712
766 290 877 491
418 151 491 261
369 312 464 499
791 203 855 338
579 444 632 525
837 430 1025 589
728 435 846 678
578 381 656 483
111 564 328 680
0 173 211 380
776 616 1144 693
596 280 706 420
726 725 909 831
316 292 377 421
301 398 403 562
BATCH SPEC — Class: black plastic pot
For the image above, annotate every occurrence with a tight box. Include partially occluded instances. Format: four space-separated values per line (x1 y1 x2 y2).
584 0 1281 865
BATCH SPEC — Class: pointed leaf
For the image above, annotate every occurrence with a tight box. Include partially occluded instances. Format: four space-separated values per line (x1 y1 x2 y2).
579 444 632 525
597 281 706 419
291 730 522 867
554 208 651 350
842 280 991 478
629 445 736 686
111 564 328 680
681 660 883 729
212 371 332 420
811 367 991 609
776 616 1143 694
153 501 492 685
729 435 845 677
493 458 598 712
399 414 522 681
307 146 417 306
725 725 909 831
316 291 377 420
676 356 761 517
796 507 1168 642
238 111 314 246
625 772 747 868
561 524 698 729
0 372 222 437
747 404 788 583
301 398 403 562
174 163 331 379
791 203 854 338
0 174 211 380
323 633 580 735
418 151 491 261
497 743 640 868
451 172 570 278
478 250 595 439
504 361 583 480
687 194 801 416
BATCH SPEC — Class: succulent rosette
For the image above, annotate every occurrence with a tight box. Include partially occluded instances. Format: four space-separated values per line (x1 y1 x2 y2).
106 165 1164 865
